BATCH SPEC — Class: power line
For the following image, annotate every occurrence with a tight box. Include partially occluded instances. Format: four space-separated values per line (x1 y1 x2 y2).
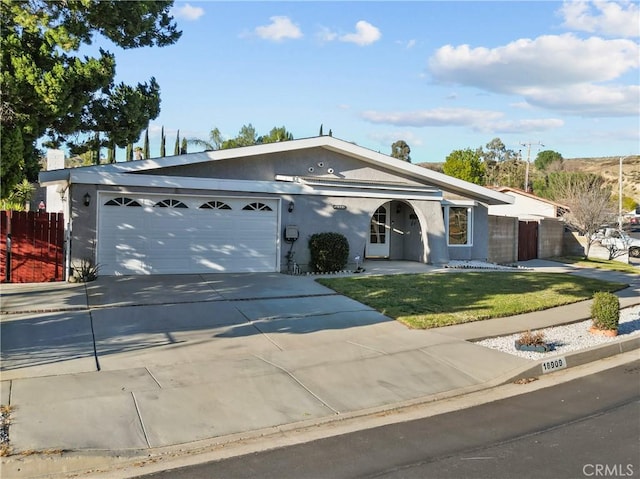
520 140 544 192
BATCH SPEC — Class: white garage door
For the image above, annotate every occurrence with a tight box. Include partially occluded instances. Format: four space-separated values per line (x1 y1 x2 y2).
97 194 279 275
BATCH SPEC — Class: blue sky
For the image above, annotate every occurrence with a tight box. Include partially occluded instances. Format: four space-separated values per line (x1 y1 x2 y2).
103 1 639 162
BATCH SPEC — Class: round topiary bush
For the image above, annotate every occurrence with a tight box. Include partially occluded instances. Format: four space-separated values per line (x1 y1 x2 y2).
591 291 620 331
308 232 349 273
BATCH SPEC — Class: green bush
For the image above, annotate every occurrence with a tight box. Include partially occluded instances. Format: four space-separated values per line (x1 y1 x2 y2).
591 291 620 331
308 232 349 273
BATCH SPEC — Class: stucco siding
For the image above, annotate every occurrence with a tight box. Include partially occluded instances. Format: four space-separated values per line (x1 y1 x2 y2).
143 148 426 187
282 196 447 272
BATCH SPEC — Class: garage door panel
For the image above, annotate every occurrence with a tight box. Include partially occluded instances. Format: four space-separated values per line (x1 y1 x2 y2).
98 194 278 275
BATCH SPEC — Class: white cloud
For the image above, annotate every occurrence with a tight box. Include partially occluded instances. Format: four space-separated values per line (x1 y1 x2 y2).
361 108 564 135
559 0 640 38
523 84 640 116
316 26 338 43
428 33 639 116
361 108 503 127
510 101 533 110
339 21 381 46
368 131 425 150
255 16 303 42
171 3 204 21
479 118 565 134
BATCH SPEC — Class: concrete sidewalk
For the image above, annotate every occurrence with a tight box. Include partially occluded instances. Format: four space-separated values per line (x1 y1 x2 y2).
1 260 639 477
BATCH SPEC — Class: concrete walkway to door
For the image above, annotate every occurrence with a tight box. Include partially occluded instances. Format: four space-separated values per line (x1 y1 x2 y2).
0 260 639 478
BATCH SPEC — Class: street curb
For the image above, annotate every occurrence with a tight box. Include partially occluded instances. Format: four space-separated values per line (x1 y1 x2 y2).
1 340 638 479
504 334 640 383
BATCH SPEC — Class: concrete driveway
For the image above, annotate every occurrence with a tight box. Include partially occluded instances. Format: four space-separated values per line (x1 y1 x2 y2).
1 272 385 376
1 268 538 452
7 258 637 458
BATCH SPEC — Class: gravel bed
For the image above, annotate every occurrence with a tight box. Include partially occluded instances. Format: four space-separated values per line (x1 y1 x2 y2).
0 406 9 452
445 260 526 270
475 305 640 360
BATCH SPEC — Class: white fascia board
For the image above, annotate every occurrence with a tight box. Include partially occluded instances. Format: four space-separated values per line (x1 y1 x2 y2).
312 188 442 200
274 174 442 200
442 199 479 207
39 169 70 185
68 171 303 194
66 171 442 201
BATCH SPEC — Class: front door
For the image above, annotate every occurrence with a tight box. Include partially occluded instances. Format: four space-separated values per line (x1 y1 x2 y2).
366 204 390 258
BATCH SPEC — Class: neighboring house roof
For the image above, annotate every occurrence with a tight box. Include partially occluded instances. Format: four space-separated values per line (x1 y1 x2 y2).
492 187 569 210
40 136 514 206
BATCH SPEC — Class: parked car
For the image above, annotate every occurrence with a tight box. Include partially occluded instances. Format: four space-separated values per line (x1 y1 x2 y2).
594 228 640 258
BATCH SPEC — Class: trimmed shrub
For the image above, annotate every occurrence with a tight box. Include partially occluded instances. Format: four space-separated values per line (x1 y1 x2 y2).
591 291 620 331
309 232 349 273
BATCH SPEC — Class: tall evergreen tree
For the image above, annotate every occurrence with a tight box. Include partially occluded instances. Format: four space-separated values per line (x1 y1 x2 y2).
174 130 180 156
92 132 101 165
0 1 181 197
0 127 24 197
107 142 116 164
143 129 150 159
181 137 188 154
160 126 166 157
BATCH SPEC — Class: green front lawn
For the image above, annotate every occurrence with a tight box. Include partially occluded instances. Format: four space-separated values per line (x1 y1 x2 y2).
317 272 627 329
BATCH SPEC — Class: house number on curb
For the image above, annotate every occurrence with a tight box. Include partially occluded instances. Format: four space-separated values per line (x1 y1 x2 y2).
541 357 567 374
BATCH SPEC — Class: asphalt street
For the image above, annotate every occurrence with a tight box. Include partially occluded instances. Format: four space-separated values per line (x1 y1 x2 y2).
136 360 640 479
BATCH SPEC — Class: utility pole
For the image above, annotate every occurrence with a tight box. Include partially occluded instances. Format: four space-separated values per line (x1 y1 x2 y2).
619 156 628 230
520 140 544 192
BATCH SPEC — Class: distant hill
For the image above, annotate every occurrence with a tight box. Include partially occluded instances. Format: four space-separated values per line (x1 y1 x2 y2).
418 156 640 203
558 156 639 203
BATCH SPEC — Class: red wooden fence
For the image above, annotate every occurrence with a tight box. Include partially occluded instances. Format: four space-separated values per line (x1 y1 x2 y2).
0 211 65 283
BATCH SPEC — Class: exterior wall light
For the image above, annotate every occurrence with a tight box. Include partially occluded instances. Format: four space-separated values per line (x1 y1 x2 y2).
288 201 295 213
83 192 91 207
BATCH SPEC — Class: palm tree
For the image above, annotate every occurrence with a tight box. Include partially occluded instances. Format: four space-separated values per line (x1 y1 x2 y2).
188 127 223 151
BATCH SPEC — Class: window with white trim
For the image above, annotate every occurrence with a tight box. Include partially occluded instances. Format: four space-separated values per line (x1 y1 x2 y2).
154 199 188 208
444 206 473 246
242 202 272 211
199 201 231 210
104 197 141 207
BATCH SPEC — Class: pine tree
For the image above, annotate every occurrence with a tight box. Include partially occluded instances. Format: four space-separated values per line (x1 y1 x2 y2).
174 130 180 156
107 142 116 163
181 137 188 155
92 132 100 165
319 124 323 136
143 129 150 159
160 126 166 157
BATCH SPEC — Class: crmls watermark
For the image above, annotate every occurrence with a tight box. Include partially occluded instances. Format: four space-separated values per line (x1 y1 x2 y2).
583 464 635 477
